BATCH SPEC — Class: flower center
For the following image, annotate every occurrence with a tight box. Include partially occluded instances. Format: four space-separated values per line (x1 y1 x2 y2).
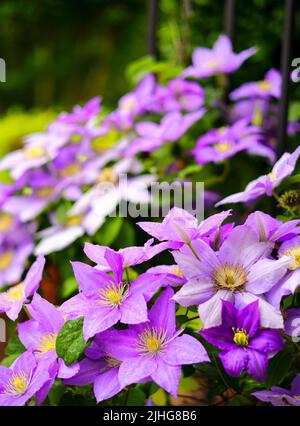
233 328 249 347
24 146 46 159
208 60 222 69
136 327 168 356
60 163 82 177
3 284 25 302
284 246 300 270
214 142 232 153
268 172 277 181
37 333 57 353
70 134 82 143
213 263 247 291
4 371 30 396
121 96 136 112
0 251 14 271
35 187 55 199
97 168 117 184
172 266 184 278
99 282 129 307
0 213 13 232
103 355 122 368
259 80 272 91
66 215 83 227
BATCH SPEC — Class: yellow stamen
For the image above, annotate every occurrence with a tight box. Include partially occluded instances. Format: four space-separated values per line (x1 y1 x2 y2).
121 97 136 112
60 163 82 177
172 266 184 278
24 146 46 159
97 168 117 184
233 328 249 347
136 327 168 356
284 246 300 270
0 251 14 271
35 187 55 199
213 263 247 291
268 172 277 181
99 282 129 307
0 213 13 232
4 371 30 396
4 284 25 302
215 142 232 153
207 60 221 69
37 333 57 353
66 215 83 227
259 80 272 91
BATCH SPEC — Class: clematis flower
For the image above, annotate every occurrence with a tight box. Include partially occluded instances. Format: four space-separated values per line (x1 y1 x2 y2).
105 74 156 131
230 69 281 100
182 34 256 79
64 331 124 403
267 236 300 308
200 300 284 382
253 374 300 406
0 351 49 406
284 308 300 340
0 133 65 180
216 146 300 206
124 110 205 157
0 237 34 289
60 249 149 341
173 225 290 329
84 239 180 272
99 288 209 398
0 255 45 320
149 78 204 114
245 211 300 243
192 118 274 164
18 293 79 404
138 207 231 247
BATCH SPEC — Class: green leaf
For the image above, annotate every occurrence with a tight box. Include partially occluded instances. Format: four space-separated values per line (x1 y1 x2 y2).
1 354 20 367
94 216 123 246
5 335 25 356
60 277 78 299
228 395 253 406
126 388 146 406
266 349 293 387
56 317 89 366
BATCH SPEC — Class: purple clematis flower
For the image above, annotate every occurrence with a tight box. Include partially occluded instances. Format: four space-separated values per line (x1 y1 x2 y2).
99 288 209 398
60 248 149 341
138 207 231 247
267 236 300 308
245 211 300 243
173 225 290 329
105 75 156 131
253 374 300 406
200 300 284 382
0 236 34 289
230 69 281 100
0 255 45 320
216 146 300 206
0 351 49 406
192 118 274 164
64 330 125 403
284 308 300 340
124 110 205 157
182 35 256 79
149 78 204 114
18 293 79 404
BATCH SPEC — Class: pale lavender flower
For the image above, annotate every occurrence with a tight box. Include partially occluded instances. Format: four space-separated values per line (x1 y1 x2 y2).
230 69 281 100
216 146 300 206
182 35 256 79
253 374 300 406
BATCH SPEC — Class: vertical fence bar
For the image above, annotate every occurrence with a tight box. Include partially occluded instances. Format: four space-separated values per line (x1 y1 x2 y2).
277 0 295 158
147 0 159 59
224 0 236 41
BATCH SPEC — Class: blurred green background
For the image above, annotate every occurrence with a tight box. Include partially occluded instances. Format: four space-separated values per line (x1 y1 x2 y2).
0 0 300 155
